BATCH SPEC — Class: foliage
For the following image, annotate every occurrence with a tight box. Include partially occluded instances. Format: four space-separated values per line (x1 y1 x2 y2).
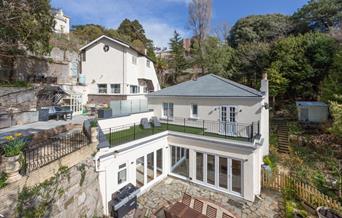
90 120 98 128
117 19 156 61
329 101 342 138
202 36 233 76
0 172 7 189
292 0 342 32
266 63 289 98
288 121 303 135
0 80 31 88
267 32 336 100
2 133 26 157
284 199 308 218
168 31 188 84
77 164 86 187
155 56 168 86
0 0 54 56
263 155 277 170
321 49 342 103
229 14 293 47
16 166 70 218
229 42 271 88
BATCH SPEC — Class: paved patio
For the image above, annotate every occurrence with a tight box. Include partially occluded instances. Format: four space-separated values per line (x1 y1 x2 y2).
133 177 283 218
0 115 89 137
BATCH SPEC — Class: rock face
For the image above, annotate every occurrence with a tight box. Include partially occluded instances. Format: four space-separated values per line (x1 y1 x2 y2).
50 158 104 217
0 157 104 218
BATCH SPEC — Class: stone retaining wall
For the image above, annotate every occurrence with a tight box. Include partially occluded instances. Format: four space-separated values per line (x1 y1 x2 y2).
0 142 103 217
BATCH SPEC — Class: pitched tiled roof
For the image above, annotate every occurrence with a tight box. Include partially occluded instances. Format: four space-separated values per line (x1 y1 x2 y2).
148 74 263 97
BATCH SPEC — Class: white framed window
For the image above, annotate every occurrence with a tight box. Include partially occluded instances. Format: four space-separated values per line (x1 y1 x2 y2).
111 84 120 93
191 104 198 118
162 102 173 119
146 60 151 68
117 163 127 185
130 85 139 94
132 56 137 65
98 84 107 94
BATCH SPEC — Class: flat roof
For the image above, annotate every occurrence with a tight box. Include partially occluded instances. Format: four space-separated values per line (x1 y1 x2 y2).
296 101 328 107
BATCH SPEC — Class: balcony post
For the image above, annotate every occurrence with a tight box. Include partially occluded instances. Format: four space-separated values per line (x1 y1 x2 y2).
202 120 205 135
134 123 136 140
110 128 112 145
258 121 260 135
225 121 227 138
184 118 186 132
250 123 254 141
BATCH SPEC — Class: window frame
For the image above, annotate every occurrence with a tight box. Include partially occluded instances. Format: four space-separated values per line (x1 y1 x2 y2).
146 60 151 68
162 102 174 119
110 84 120 94
98 84 107 94
191 104 198 119
130 85 140 94
117 163 127 185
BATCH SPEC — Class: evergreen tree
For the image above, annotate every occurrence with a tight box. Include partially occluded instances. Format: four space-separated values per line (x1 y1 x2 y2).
168 31 188 84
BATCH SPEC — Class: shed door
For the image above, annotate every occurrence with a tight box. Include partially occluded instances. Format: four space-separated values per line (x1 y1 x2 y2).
301 108 309 122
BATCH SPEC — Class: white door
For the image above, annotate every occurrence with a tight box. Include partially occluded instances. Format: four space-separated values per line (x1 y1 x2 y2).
219 106 237 136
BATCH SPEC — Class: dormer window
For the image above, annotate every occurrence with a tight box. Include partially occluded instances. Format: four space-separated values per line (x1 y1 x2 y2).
146 60 151 68
132 56 137 65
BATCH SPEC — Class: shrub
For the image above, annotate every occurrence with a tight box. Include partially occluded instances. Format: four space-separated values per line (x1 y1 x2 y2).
263 155 277 170
329 101 342 138
90 119 98 128
2 133 26 157
0 172 7 189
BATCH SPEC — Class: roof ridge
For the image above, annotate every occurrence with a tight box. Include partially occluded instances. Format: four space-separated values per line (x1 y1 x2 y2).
209 74 261 96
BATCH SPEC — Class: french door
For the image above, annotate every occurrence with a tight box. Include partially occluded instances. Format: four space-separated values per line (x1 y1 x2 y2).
195 151 242 196
219 106 237 136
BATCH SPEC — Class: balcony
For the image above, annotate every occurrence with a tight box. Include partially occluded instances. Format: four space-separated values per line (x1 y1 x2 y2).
100 117 260 147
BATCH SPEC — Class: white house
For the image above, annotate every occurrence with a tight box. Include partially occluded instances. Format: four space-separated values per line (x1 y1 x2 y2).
94 74 269 216
52 9 70 34
79 35 160 105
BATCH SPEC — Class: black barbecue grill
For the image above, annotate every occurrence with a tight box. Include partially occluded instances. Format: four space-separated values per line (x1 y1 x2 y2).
110 183 139 218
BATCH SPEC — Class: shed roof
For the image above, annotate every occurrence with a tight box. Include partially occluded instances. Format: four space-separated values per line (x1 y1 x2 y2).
296 101 328 107
148 74 263 98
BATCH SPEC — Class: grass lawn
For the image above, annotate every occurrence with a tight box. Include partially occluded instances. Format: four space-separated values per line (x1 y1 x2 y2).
106 123 249 146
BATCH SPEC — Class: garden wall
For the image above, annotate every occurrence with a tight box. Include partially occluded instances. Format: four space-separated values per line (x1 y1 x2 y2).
0 143 103 217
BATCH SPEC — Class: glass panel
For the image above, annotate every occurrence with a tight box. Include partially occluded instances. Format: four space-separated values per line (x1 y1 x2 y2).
171 146 176 166
207 154 215 185
136 156 144 188
147 152 154 183
163 103 168 117
196 152 204 181
171 146 189 178
118 169 127 184
219 157 228 189
169 103 174 118
232 159 242 194
157 149 163 176
192 104 198 116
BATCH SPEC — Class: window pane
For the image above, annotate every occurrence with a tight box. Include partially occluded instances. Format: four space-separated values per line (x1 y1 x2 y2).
219 157 228 189
177 147 181 161
207 154 215 185
192 104 198 116
171 146 176 166
118 169 126 184
232 159 242 193
196 152 203 181
136 156 144 188
147 152 154 183
157 149 163 176
171 146 189 178
169 103 174 118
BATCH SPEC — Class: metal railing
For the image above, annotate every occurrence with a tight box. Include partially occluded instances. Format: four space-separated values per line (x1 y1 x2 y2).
23 130 89 173
103 117 260 147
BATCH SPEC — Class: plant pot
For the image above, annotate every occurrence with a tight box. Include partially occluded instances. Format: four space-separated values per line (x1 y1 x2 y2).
98 109 112 119
2 154 22 183
91 127 98 143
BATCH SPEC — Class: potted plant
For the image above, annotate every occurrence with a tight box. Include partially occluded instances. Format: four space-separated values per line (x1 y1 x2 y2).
2 133 26 183
98 107 112 119
90 120 98 143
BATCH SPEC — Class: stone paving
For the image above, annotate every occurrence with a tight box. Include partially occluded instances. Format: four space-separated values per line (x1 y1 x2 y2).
133 177 284 218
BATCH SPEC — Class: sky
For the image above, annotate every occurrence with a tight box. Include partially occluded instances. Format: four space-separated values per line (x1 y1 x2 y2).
51 0 309 48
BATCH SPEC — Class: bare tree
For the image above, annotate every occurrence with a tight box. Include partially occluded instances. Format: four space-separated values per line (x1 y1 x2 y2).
188 0 212 74
213 22 230 43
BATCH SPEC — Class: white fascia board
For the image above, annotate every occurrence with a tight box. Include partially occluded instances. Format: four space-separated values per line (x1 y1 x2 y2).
79 35 129 51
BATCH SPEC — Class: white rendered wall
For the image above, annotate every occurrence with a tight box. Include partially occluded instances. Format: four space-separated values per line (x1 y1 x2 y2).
148 96 262 124
95 132 261 215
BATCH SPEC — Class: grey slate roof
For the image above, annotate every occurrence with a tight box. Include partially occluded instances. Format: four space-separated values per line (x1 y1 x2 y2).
148 74 263 97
